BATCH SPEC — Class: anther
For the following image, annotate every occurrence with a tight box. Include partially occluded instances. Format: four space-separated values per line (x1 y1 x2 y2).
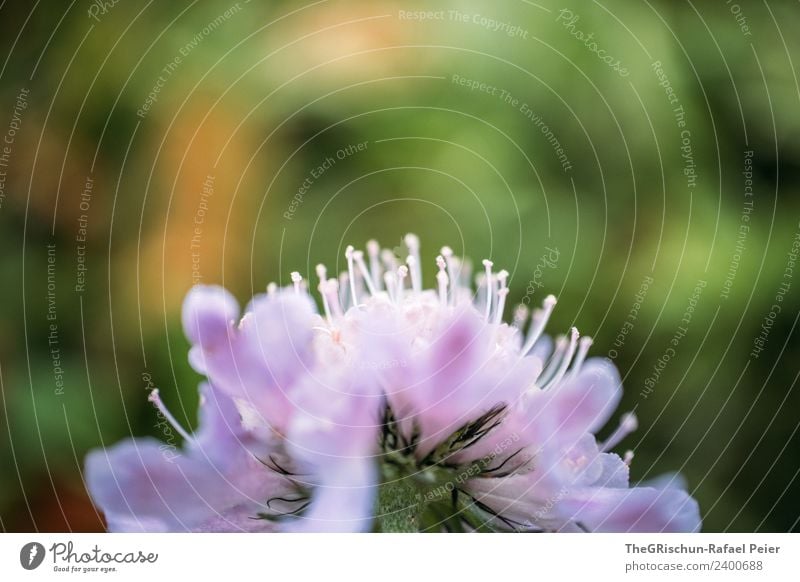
290 271 303 294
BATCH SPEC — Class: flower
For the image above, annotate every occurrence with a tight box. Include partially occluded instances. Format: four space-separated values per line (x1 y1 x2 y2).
86 235 701 532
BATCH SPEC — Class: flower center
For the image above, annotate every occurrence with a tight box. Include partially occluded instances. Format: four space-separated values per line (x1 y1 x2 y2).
374 403 517 532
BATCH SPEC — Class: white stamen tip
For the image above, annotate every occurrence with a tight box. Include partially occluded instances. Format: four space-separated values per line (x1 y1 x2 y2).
621 412 639 432
148 389 194 443
345 245 355 258
601 411 639 452
544 294 557 307
482 259 494 269
290 271 302 283
436 255 446 270
367 240 379 255
316 264 327 280
397 265 408 278
513 304 529 329
404 233 419 250
441 246 453 258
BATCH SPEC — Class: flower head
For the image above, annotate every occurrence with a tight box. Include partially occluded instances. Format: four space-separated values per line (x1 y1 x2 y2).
86 236 700 532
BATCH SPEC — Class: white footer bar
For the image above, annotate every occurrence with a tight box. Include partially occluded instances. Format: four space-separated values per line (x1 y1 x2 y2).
1 533 797 581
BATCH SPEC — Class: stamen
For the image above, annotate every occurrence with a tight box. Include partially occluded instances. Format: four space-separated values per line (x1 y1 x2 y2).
475 273 487 312
567 336 594 378
338 272 350 310
623 450 634 466
345 246 359 307
266 282 277 296
353 250 378 296
537 334 567 387
148 389 194 443
441 246 457 304
493 270 509 325
482 259 494 320
601 412 638 452
406 255 421 294
541 327 579 389
512 304 530 331
396 265 408 304
383 271 397 303
521 295 557 355
436 255 448 307
367 240 382 291
380 249 399 273
290 271 303 294
315 264 333 324
404 234 422 293
324 278 343 317
460 257 473 290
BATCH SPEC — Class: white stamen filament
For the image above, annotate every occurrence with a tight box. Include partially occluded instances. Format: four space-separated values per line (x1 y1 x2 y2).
493 270 509 325
404 234 422 293
315 264 332 324
338 272 350 310
345 246 359 307
367 240 382 291
541 327 579 389
441 246 457 304
602 413 639 452
148 389 195 443
521 295 557 355
512 304 530 330
537 335 567 387
482 259 493 320
353 250 378 296
380 249 399 273
623 450 634 466
397 265 408 304
567 336 594 378
436 255 449 307
383 271 397 303
324 279 343 317
406 255 421 294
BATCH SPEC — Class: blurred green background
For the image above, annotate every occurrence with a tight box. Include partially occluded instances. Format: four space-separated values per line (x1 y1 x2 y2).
0 0 798 532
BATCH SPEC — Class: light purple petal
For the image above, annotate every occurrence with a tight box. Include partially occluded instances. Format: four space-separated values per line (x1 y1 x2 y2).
182 285 239 348
559 485 702 532
530 358 622 445
86 437 287 532
188 290 318 434
285 370 382 532
285 459 377 532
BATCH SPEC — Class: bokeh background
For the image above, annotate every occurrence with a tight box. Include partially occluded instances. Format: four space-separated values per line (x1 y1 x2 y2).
0 0 798 532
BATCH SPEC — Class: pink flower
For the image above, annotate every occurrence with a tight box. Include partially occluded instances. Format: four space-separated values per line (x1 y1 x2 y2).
86 236 700 532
